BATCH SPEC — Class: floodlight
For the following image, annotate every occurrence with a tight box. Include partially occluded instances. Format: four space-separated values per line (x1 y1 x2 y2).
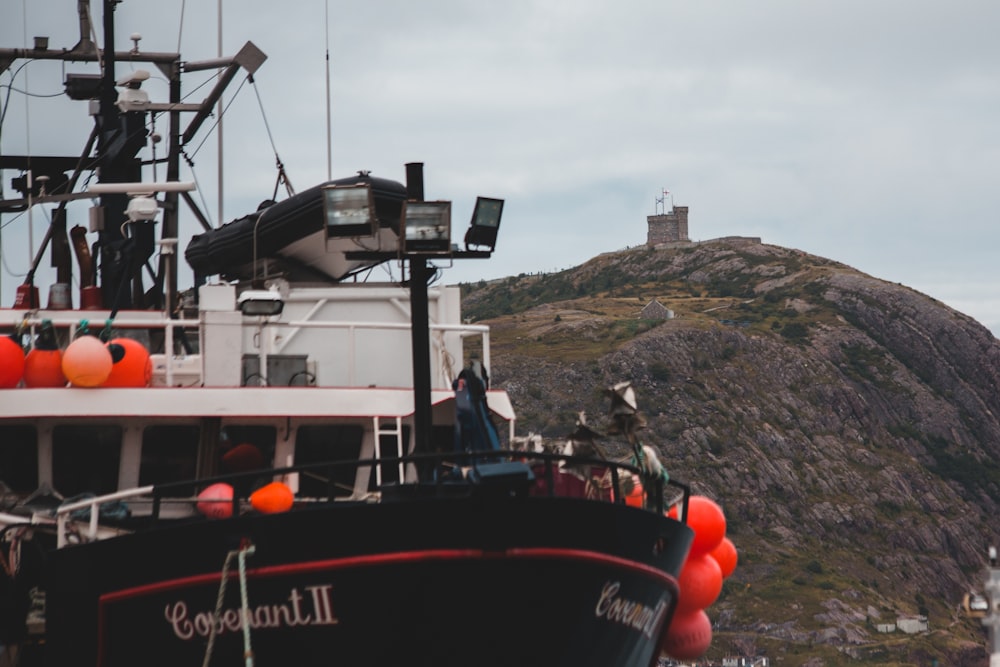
322 183 377 239
401 201 451 254
238 289 284 316
464 196 504 251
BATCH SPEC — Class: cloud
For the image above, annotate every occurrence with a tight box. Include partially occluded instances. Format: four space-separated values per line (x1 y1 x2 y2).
1 0 998 335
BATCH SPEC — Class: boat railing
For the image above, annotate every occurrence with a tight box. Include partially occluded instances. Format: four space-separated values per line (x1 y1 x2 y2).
55 486 155 547
51 450 690 548
5 311 491 389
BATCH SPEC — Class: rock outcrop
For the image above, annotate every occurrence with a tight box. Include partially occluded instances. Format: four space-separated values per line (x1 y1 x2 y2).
461 240 1000 665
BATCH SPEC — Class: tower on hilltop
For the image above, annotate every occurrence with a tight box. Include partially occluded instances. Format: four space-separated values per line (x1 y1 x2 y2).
646 190 689 246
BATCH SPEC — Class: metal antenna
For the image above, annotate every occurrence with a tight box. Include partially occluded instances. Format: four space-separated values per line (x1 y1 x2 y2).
325 0 332 181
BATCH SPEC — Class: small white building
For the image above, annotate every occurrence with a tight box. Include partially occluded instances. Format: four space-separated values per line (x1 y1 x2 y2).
896 615 928 634
640 299 674 320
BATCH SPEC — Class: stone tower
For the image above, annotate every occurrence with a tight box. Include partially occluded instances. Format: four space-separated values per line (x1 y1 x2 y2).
647 206 689 246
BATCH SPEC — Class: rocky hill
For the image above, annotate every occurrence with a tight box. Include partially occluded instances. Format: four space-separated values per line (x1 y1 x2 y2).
458 239 1000 666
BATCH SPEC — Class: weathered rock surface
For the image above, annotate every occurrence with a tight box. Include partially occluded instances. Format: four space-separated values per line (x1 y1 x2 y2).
461 241 1000 665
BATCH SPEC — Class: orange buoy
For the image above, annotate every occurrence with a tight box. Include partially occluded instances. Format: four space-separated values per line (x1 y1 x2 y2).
676 553 723 612
103 337 152 387
686 495 727 557
62 334 112 387
250 482 294 514
661 608 712 661
196 483 234 518
0 335 25 388
23 320 66 387
24 347 66 387
625 476 644 507
709 536 738 579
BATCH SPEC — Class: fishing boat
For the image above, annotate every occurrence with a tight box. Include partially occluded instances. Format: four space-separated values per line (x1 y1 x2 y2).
0 2 713 665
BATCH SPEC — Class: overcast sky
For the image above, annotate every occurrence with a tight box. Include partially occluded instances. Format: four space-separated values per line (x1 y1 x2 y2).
2 1 998 333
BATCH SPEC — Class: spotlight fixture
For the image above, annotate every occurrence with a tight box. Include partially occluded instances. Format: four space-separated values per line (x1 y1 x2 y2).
322 183 377 239
401 200 451 255
464 196 504 252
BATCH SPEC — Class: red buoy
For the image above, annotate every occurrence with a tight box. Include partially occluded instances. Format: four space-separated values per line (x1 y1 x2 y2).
661 609 712 661
0 335 25 388
676 553 723 612
222 443 266 473
686 495 727 557
709 536 738 579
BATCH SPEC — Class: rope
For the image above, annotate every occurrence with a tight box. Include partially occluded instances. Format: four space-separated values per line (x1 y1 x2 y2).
250 75 294 197
201 541 256 667
238 543 256 667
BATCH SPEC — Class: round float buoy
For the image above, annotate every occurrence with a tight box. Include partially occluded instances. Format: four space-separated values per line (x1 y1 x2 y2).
625 476 644 507
222 443 266 473
661 608 712 661
709 536 738 579
23 321 66 387
686 495 727 557
196 483 234 518
24 347 66 387
103 337 152 387
62 335 112 387
0 335 26 388
250 482 294 514
676 553 723 612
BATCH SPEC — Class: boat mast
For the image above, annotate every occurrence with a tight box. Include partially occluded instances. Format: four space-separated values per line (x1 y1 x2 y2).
95 0 144 310
0 1 262 313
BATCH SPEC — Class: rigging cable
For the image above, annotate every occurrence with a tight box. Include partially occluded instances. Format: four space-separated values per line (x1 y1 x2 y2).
186 75 248 159
81 1 104 70
176 0 186 55
249 75 294 198
180 152 216 228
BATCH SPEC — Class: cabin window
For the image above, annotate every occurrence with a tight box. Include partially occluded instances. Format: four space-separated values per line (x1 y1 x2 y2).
139 425 200 495
294 425 363 497
52 425 122 497
0 425 38 495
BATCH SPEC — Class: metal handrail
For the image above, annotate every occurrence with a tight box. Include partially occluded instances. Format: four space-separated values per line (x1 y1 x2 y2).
51 451 690 548
6 313 491 389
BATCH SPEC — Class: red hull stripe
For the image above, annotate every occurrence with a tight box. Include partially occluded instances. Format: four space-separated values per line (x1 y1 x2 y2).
99 546 677 604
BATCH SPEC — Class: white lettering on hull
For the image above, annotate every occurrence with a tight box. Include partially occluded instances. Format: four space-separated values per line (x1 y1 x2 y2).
164 585 338 641
594 581 667 640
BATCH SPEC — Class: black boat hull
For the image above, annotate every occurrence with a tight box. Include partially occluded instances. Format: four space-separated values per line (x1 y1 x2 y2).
43 496 691 667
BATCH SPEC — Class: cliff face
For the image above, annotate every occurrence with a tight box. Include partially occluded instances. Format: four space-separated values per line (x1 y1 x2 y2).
461 240 1000 665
